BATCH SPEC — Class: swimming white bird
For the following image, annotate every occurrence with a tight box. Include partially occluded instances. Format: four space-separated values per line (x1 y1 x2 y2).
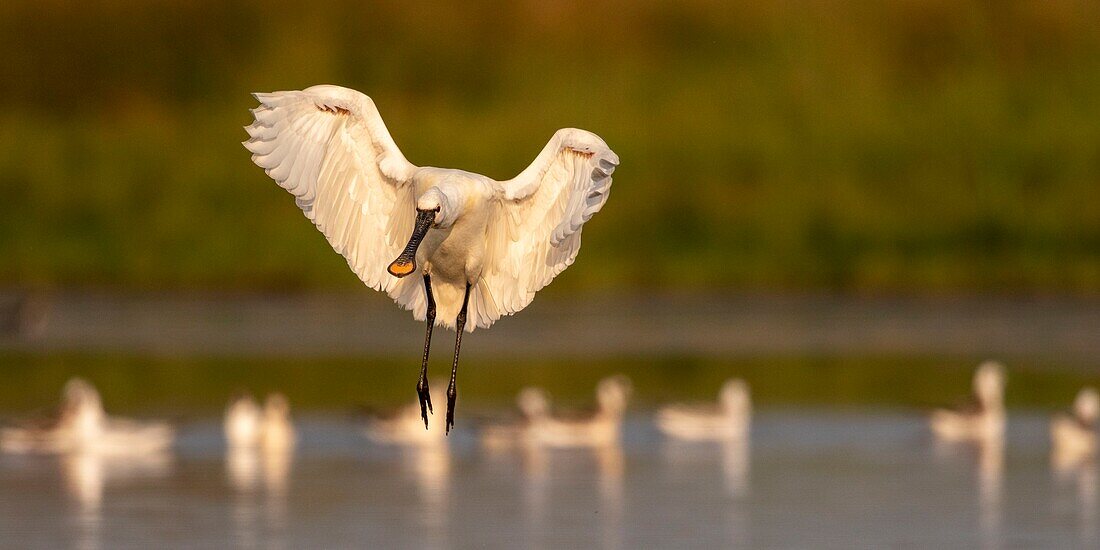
365 399 449 447
656 379 752 441
480 387 554 450
225 393 294 495
0 378 173 455
224 392 262 449
1052 388 1099 466
260 393 296 452
930 361 1006 443
244 86 618 432
522 376 632 448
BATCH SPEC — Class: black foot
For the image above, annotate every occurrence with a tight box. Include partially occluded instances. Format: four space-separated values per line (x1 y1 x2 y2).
445 384 457 434
417 379 433 430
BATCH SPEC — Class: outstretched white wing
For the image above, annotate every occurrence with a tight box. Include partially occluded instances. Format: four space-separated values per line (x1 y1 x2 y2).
470 128 618 330
244 85 425 305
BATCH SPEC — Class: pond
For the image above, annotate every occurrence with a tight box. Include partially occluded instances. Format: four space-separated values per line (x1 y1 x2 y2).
0 411 1092 548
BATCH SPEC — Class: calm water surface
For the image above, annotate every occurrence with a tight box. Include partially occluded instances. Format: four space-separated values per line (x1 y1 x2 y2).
0 411 1094 549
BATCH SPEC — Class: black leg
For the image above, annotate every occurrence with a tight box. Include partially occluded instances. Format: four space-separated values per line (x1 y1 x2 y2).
446 282 472 434
417 274 436 429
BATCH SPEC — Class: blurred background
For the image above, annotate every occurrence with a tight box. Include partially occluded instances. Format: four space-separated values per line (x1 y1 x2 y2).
0 0 1098 409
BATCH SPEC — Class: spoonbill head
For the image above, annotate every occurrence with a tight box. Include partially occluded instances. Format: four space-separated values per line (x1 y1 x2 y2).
973 361 1005 410
261 393 296 452
1074 388 1100 425
1051 387 1100 468
719 379 752 417
61 378 106 437
224 392 262 449
596 376 633 418
930 361 1007 443
517 387 551 420
244 85 618 432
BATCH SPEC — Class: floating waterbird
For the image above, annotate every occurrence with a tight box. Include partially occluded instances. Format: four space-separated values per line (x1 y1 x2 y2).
656 379 752 441
1051 387 1099 465
0 378 173 455
480 387 554 450
224 392 262 449
260 393 296 452
244 86 618 433
930 361 1006 443
520 376 632 448
225 392 295 452
365 401 449 447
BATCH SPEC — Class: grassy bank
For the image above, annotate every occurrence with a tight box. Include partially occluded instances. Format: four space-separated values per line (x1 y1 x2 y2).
0 351 1096 415
2 1 1100 292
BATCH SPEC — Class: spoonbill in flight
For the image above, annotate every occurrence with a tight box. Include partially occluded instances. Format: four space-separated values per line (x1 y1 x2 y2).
244 85 618 432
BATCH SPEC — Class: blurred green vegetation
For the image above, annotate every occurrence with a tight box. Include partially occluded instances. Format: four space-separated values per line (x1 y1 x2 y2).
0 351 1095 414
2 0 1099 292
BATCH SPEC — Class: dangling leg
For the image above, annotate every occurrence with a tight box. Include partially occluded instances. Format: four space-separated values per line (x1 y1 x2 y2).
446 282 472 434
417 274 436 429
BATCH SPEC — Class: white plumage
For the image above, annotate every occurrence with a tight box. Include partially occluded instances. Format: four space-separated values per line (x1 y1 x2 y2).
0 378 173 456
364 401 450 447
260 393 297 452
479 387 555 450
224 393 262 449
930 361 1006 443
243 85 617 331
224 392 296 452
656 379 752 442
519 376 633 449
1051 387 1099 467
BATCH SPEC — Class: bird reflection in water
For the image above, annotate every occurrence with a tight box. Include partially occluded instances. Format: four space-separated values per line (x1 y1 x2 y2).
661 439 751 548
656 379 753 547
364 396 451 549
1053 455 1099 548
479 379 629 548
404 443 451 550
933 437 1004 550
720 439 750 498
60 450 172 550
224 393 296 550
595 443 625 550
501 442 624 549
226 446 261 550
977 439 1004 550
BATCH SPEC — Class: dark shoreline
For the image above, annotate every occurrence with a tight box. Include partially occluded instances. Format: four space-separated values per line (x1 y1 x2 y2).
3 291 1097 365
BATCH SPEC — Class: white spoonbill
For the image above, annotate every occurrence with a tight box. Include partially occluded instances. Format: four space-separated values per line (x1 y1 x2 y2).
520 375 632 448
479 387 554 450
1051 387 1099 466
930 361 1006 443
244 86 618 432
260 393 296 452
224 392 262 449
656 379 752 441
0 378 173 455
364 401 449 447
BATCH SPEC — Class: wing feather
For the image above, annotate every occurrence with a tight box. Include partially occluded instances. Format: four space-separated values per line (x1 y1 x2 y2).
243 85 423 304
471 128 618 329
